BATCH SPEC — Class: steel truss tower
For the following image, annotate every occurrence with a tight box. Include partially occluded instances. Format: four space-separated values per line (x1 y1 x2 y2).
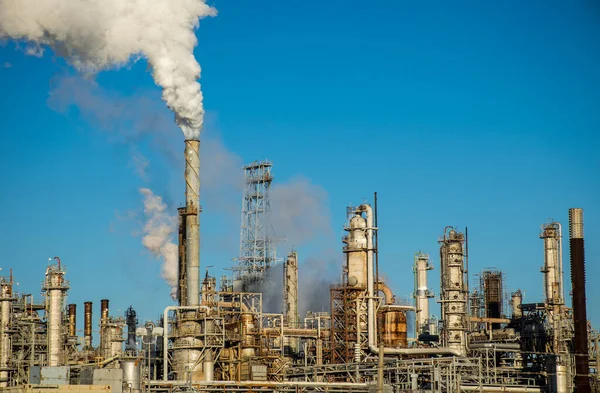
236 161 278 286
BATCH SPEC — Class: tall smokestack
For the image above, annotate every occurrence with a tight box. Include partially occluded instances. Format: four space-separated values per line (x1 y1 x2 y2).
184 140 200 306
569 208 590 393
84 301 92 348
100 299 109 322
68 304 76 337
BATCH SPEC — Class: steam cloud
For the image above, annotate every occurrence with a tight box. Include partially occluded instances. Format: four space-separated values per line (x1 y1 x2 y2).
0 0 216 139
139 188 178 298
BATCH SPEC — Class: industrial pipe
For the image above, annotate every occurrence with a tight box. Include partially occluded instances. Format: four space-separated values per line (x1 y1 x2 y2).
569 208 590 393
469 343 520 350
375 281 394 305
84 301 93 347
184 140 201 306
460 386 541 393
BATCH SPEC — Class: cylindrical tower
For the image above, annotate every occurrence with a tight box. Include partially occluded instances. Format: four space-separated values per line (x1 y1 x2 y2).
99 299 109 357
68 304 77 337
569 208 590 393
283 251 299 326
284 251 299 352
511 290 523 319
125 306 138 353
439 227 467 356
343 213 368 287
184 140 201 306
413 252 433 337
42 259 69 366
540 222 564 305
0 274 14 387
100 299 109 322
84 301 93 348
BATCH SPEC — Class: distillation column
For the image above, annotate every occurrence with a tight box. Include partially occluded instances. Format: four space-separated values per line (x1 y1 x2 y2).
342 210 369 357
540 222 564 306
541 222 569 393
0 273 14 387
42 259 69 367
284 251 299 351
439 228 467 356
413 252 434 338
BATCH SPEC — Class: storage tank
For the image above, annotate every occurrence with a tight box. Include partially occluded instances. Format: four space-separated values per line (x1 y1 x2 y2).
378 306 407 348
121 358 141 392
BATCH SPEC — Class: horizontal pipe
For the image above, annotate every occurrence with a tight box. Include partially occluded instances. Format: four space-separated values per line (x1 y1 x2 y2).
369 344 462 356
460 386 541 393
261 327 329 339
469 343 520 350
151 380 369 388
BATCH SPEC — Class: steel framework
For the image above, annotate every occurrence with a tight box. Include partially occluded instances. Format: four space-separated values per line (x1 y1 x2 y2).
235 161 278 286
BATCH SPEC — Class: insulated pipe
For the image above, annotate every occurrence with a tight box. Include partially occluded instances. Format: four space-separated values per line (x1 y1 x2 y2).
84 301 93 347
68 304 76 337
569 208 590 393
375 282 394 305
368 344 461 356
203 350 214 382
185 140 201 306
469 343 521 350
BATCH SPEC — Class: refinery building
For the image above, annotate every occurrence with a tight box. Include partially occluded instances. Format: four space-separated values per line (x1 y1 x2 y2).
0 140 596 393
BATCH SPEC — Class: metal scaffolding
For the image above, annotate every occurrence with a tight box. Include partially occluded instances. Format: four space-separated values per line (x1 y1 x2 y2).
235 161 279 287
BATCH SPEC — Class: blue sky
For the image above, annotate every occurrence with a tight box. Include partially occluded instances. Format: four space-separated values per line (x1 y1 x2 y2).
0 1 599 334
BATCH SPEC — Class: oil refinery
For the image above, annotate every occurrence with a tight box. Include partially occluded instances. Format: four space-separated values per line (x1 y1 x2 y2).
0 141 596 393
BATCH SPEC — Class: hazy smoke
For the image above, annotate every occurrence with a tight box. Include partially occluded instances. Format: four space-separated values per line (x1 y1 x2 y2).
0 0 216 139
270 177 333 251
139 188 178 299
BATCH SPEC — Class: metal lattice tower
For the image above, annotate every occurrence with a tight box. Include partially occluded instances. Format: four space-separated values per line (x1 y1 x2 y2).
236 160 278 285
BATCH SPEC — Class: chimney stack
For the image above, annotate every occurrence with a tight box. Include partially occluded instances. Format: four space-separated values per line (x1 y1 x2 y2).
84 301 92 348
184 140 200 306
67 304 76 337
569 208 590 393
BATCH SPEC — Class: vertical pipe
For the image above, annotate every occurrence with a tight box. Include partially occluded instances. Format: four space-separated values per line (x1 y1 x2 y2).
569 208 590 393
465 227 470 330
374 192 379 297
361 204 376 348
68 304 77 337
376 342 384 393
84 301 93 348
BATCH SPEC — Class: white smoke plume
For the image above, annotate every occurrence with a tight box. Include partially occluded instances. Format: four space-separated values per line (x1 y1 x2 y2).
139 188 178 299
0 0 216 139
